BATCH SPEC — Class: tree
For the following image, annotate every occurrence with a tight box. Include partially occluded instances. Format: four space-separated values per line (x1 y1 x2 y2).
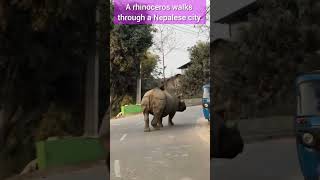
181 41 210 98
141 51 161 95
110 23 154 116
213 0 320 117
152 25 179 83
0 1 103 178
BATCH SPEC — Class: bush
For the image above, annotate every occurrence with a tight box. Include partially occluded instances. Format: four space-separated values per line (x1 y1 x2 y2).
35 103 71 141
120 95 134 106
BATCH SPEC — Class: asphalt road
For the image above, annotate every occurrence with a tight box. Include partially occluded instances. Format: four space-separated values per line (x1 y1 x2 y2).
212 138 305 180
29 105 307 180
110 105 210 180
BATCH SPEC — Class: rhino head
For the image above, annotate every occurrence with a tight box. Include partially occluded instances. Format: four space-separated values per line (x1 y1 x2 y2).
177 94 186 112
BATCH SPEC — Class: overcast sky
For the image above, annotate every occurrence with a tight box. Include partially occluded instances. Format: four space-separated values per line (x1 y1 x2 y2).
149 0 258 77
150 0 210 78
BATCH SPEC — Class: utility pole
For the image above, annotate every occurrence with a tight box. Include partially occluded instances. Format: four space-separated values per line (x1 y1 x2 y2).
161 30 166 84
162 47 166 87
136 62 142 104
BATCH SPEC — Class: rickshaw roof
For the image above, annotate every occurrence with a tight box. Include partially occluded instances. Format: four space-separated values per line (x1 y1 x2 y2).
203 84 210 88
296 70 320 84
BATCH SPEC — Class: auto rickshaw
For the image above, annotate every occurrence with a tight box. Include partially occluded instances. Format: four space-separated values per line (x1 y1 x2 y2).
295 71 320 180
202 84 210 121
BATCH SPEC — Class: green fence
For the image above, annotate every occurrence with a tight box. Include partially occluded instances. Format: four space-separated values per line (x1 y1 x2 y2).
36 137 105 170
121 104 142 115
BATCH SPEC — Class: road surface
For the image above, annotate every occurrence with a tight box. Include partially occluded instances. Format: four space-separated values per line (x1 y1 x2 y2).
110 105 210 180
28 105 306 180
212 138 305 180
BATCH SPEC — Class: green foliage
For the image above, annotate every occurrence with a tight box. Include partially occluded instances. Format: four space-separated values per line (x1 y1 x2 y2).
35 103 72 141
141 51 161 94
120 95 133 106
110 23 154 115
214 0 320 117
181 41 210 98
0 1 102 178
141 51 160 80
0 0 97 31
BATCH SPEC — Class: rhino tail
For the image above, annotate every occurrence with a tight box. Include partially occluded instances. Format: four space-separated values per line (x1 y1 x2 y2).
141 93 151 114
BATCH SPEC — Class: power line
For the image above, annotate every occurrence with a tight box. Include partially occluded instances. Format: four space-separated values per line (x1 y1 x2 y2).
170 24 200 34
170 24 209 37
170 27 199 36
167 25 208 38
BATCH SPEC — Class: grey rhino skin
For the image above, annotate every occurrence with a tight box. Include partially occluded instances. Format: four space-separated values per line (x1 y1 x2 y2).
141 88 186 132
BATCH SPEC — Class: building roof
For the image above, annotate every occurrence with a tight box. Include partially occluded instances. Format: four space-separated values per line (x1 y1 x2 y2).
214 1 259 24
177 62 192 69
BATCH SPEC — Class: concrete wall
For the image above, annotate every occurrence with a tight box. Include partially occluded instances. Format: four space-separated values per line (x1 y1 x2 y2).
230 21 250 41
237 116 294 143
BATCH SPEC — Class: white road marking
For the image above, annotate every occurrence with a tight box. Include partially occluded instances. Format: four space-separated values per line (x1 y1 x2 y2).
168 146 180 150
114 160 121 178
120 134 127 141
181 145 192 148
153 160 165 164
181 177 193 180
181 154 189 157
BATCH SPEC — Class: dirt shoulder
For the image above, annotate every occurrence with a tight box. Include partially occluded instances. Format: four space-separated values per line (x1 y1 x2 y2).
5 160 106 180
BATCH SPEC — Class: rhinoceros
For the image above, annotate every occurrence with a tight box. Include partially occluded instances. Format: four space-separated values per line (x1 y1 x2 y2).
141 88 186 132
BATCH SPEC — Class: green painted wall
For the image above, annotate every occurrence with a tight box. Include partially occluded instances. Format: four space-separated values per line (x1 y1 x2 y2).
36 137 105 170
121 104 142 115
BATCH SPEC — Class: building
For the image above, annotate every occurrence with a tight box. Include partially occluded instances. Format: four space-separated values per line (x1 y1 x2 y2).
177 62 192 75
162 74 183 95
211 0 259 41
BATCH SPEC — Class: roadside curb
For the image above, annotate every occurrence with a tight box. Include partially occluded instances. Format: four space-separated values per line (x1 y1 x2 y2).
111 105 202 120
237 116 294 143
193 118 294 144
243 131 294 144
111 112 142 120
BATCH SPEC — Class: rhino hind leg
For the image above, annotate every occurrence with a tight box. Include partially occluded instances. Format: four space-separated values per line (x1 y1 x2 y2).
168 113 175 126
143 112 151 132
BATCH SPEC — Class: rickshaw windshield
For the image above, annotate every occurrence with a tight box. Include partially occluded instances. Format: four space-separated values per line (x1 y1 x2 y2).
298 81 320 116
203 87 210 99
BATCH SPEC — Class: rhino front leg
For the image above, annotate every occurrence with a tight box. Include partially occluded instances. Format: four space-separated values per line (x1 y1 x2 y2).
158 118 164 128
168 112 175 126
151 114 161 130
144 112 151 132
